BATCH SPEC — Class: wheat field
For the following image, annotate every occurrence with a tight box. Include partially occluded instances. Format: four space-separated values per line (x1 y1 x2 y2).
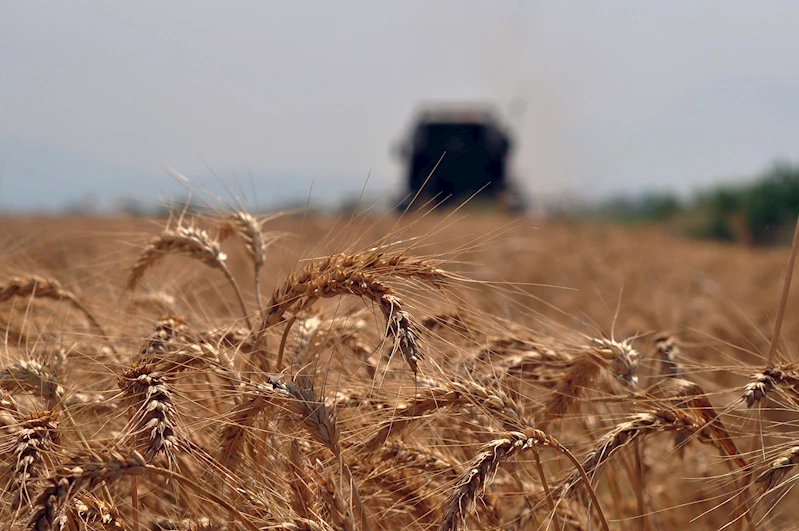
1 204 799 531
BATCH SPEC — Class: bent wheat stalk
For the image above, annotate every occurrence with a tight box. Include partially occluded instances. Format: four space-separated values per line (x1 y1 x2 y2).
127 224 252 330
553 407 723 500
439 427 608 531
261 258 423 374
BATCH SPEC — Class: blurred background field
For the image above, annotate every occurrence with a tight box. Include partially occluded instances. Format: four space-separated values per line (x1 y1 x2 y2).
2 210 793 376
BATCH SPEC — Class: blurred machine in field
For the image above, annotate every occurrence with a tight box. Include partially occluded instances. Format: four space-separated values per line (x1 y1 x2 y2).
394 103 524 212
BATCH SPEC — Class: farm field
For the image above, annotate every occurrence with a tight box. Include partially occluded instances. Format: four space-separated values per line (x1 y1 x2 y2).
1 210 798 531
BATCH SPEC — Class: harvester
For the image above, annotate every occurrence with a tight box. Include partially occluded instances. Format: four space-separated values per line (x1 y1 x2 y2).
394 104 524 212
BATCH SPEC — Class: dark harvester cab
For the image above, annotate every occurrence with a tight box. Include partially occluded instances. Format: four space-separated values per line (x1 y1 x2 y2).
395 104 523 212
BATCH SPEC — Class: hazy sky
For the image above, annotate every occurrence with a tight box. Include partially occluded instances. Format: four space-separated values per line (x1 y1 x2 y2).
3 2 799 210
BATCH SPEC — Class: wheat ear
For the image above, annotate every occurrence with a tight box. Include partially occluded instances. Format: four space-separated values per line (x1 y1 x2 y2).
220 211 267 313
217 383 275 473
362 379 524 453
6 409 59 510
553 407 722 499
541 337 640 425
274 376 370 531
118 363 182 468
0 360 64 410
316 470 355 531
756 446 799 492
69 495 124 529
743 363 799 408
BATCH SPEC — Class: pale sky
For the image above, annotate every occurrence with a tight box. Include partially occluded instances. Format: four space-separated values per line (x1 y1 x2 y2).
2 2 799 210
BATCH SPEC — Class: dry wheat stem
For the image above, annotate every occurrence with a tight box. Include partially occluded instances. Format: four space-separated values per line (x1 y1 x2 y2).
767 213 799 365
